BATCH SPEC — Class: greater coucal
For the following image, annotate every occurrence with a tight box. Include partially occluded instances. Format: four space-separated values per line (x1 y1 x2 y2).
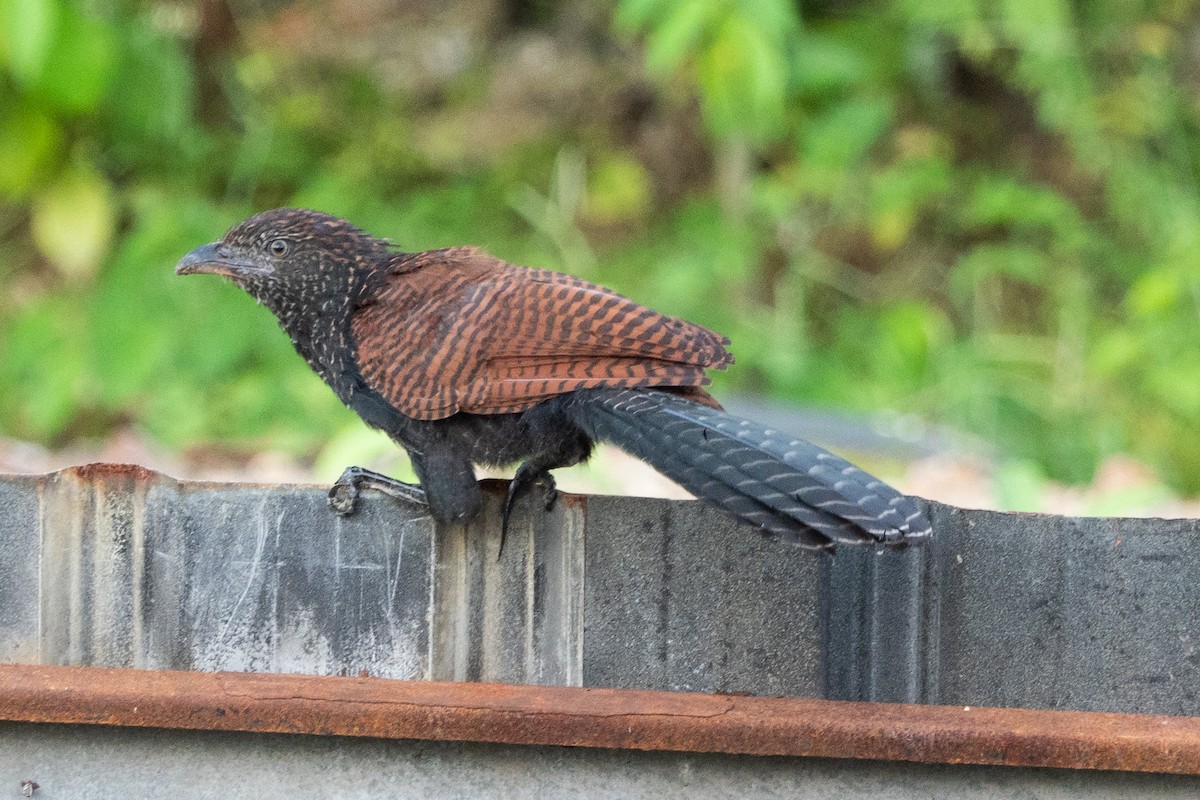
176 209 931 552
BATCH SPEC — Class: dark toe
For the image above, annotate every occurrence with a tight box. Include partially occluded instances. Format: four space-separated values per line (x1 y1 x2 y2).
328 482 360 516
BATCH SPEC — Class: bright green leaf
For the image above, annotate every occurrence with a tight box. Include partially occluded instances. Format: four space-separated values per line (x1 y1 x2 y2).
0 295 88 438
736 0 799 40
1088 331 1141 378
697 15 791 141
801 97 892 169
1127 270 1180 317
0 0 58 83
613 0 673 34
105 23 193 144
792 32 869 94
643 0 714 75
32 5 116 114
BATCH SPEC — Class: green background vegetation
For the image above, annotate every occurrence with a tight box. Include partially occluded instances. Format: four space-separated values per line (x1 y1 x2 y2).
3 0 1200 497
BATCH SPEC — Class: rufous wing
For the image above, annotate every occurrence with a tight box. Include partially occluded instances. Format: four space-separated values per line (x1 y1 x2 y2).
351 248 732 420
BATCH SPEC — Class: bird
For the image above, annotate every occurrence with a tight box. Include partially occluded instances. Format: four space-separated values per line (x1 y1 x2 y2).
176 208 932 553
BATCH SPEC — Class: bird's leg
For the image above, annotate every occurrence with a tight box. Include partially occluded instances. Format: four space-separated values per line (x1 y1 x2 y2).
328 466 428 516
499 432 593 559
501 461 559 555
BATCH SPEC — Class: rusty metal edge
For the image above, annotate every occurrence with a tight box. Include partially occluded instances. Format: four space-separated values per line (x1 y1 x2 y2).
1 665 1199 774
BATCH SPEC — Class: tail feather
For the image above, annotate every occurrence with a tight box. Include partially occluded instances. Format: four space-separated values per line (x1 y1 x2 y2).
662 402 912 534
567 388 933 551
667 417 895 536
577 397 844 548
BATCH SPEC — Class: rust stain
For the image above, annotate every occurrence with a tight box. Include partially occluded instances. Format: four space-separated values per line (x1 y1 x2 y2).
38 466 588 511
1 664 1199 774
65 463 162 482
557 488 589 512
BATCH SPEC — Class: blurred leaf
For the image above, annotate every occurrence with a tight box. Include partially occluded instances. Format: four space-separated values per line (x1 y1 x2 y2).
792 32 869 95
510 148 595 274
962 175 1085 250
801 97 892 170
90 192 264 410
31 5 116 114
868 155 952 249
1126 270 1180 317
876 301 948 385
619 0 799 144
893 0 980 27
0 0 58 83
952 245 1049 301
737 0 800 37
0 100 62 198
586 152 651 224
870 208 912 251
30 167 117 278
1147 357 1200 418
1088 330 1140 378
697 14 792 141
613 0 673 33
998 0 1070 52
0 295 88 438
643 0 714 75
105 22 193 146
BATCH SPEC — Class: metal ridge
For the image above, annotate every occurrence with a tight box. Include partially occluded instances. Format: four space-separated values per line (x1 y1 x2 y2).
1 664 1198 774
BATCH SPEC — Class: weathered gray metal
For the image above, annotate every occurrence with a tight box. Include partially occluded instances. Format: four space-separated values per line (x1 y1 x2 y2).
0 464 1198 716
7 719 1199 800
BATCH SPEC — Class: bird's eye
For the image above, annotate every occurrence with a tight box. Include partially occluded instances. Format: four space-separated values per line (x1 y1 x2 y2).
268 238 290 257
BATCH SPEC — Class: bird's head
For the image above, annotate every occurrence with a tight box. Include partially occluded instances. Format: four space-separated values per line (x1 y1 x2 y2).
175 208 390 305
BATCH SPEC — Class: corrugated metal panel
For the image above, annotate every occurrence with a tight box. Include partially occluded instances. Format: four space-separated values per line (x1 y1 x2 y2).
925 503 1200 714
581 494 824 695
0 465 1198 715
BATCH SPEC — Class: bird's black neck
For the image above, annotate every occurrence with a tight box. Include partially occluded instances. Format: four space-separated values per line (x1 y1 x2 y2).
245 267 373 405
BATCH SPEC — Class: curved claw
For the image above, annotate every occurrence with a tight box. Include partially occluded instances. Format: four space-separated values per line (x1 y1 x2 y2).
499 467 558 560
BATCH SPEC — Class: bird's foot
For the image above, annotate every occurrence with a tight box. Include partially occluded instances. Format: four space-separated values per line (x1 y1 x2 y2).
328 466 428 516
499 466 558 558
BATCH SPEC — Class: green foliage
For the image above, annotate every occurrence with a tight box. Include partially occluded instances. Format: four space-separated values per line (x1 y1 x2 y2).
615 0 800 142
613 0 1200 492
4 0 1200 499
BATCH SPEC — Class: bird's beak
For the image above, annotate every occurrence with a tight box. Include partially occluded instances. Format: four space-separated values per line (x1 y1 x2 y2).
175 242 270 278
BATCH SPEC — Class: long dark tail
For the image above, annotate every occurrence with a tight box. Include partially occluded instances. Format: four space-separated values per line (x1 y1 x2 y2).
565 388 932 551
